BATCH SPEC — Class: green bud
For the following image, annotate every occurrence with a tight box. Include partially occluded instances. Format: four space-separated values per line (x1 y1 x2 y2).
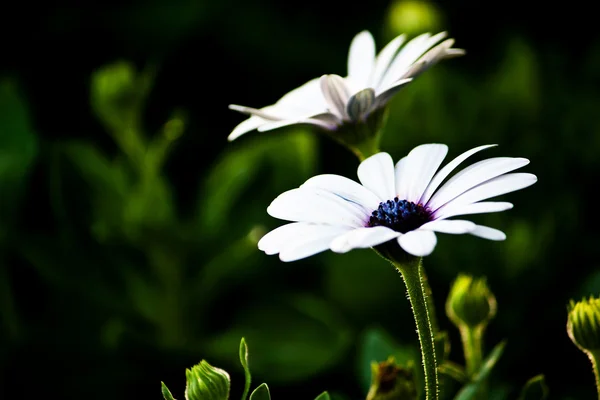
567 296 600 352
366 358 417 400
184 360 231 400
446 274 497 329
386 0 443 37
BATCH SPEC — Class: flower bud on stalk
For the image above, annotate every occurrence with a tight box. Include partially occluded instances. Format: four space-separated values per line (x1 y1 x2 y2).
567 296 600 398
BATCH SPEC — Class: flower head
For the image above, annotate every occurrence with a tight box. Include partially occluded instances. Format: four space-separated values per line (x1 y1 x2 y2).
228 31 464 155
258 144 537 262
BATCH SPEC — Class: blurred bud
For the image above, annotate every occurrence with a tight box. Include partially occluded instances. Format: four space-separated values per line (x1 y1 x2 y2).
446 274 497 329
366 358 417 400
184 360 231 400
567 296 600 352
90 61 154 133
386 0 442 37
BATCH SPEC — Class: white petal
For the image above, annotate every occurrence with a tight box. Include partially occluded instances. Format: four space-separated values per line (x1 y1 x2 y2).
434 201 513 220
402 39 464 80
228 115 266 141
347 31 376 90
419 219 476 234
398 229 437 257
257 115 337 132
469 225 506 241
278 225 354 262
301 174 381 211
228 104 283 120
373 78 412 104
275 77 328 114
369 34 406 88
330 226 401 253
346 88 375 122
439 173 537 211
379 32 447 90
267 187 368 227
357 152 396 201
320 74 351 120
429 157 530 211
258 222 319 255
394 144 448 202
419 144 497 205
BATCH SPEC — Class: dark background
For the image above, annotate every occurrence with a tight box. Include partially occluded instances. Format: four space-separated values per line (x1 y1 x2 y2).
1 1 599 399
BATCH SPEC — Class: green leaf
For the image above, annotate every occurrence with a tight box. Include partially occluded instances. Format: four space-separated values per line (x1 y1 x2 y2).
357 327 419 394
240 337 252 400
454 340 507 400
0 79 39 237
185 360 230 400
161 382 176 400
517 375 548 400
196 130 316 238
249 383 271 400
314 392 331 400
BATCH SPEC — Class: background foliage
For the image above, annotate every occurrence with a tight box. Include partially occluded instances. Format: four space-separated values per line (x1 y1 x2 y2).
1 1 599 399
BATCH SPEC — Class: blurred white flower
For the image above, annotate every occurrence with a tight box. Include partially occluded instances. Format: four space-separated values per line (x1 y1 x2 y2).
228 31 464 141
258 144 537 261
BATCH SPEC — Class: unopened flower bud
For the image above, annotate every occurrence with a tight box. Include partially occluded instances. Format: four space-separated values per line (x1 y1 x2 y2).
185 360 230 400
446 274 497 329
567 296 600 352
366 358 417 400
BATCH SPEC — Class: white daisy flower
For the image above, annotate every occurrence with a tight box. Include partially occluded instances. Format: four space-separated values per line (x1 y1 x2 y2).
258 144 537 262
228 31 464 141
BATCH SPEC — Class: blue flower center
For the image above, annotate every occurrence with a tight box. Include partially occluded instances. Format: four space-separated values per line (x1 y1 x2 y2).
368 198 433 234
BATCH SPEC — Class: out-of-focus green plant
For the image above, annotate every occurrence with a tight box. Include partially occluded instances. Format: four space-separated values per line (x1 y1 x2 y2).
0 79 39 342
15 60 354 385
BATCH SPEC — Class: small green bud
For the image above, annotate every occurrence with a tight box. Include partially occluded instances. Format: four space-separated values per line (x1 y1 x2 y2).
184 360 231 400
366 358 417 400
567 296 600 352
446 274 497 329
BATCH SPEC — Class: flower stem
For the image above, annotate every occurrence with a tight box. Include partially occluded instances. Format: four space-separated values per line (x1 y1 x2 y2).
460 325 485 399
461 325 484 376
394 258 439 400
589 350 600 399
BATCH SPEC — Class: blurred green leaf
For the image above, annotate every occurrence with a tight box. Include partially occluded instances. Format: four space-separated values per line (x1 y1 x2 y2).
517 375 548 400
357 327 420 394
0 79 39 236
161 382 176 400
454 340 506 400
196 129 317 238
314 392 331 400
240 337 252 400
249 383 271 400
205 295 350 383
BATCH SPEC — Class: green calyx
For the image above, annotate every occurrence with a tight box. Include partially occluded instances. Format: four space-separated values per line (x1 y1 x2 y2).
327 106 388 161
184 360 231 400
567 296 600 352
366 358 418 400
446 274 497 329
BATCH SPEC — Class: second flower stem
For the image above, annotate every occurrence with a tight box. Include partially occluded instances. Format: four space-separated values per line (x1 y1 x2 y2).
589 350 600 400
394 258 439 400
